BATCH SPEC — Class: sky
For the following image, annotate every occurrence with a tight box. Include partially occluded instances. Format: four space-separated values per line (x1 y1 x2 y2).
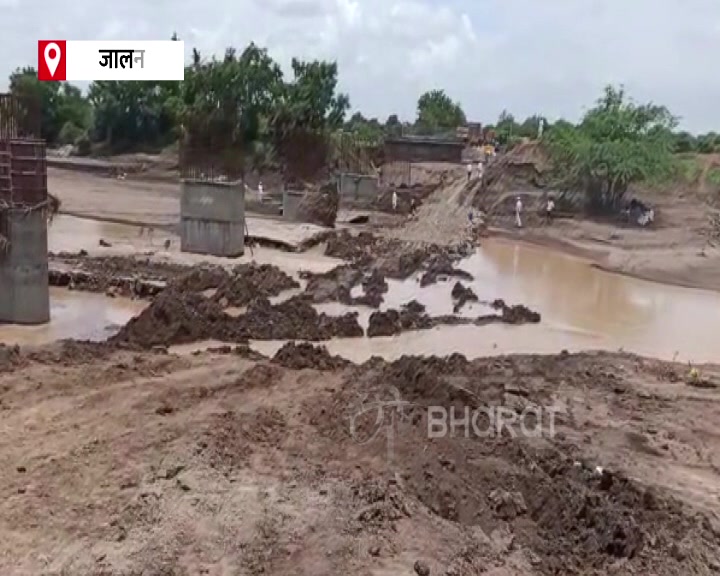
1 0 720 132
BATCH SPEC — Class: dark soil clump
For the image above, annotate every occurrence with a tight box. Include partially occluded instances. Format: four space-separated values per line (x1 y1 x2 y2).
212 264 299 307
272 342 350 371
302 266 388 308
236 297 363 341
451 281 478 313
491 298 542 324
419 253 474 287
111 290 232 348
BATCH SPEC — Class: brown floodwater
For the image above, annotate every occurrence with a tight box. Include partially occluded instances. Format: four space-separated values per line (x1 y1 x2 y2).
0 288 146 347
5 220 720 364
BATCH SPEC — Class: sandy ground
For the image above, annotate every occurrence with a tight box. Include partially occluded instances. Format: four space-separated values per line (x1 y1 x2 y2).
1 343 719 575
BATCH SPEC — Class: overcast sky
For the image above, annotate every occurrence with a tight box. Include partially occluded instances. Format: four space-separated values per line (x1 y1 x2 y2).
2 0 719 132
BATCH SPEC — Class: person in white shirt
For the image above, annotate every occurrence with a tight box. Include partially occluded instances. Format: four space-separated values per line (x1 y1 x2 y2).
467 163 472 181
258 181 264 201
545 196 555 224
392 190 398 211
515 196 523 228
477 161 484 181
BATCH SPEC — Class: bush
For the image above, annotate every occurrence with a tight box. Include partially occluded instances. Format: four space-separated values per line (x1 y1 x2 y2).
58 121 83 146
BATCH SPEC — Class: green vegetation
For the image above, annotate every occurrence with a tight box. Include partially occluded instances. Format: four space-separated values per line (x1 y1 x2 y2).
6 38 720 196
543 86 677 211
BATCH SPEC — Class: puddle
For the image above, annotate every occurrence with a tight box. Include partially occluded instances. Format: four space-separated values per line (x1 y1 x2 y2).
0 288 146 346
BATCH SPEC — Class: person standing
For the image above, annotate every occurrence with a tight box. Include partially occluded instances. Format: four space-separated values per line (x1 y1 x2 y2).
392 190 398 211
515 196 523 228
258 181 264 202
467 163 472 181
545 196 555 224
477 161 484 182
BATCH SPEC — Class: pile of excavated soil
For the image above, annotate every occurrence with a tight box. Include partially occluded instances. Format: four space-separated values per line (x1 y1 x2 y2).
296 180 340 227
169 266 230 293
491 298 542 324
236 296 364 341
111 289 232 347
451 281 478 312
272 342 350 371
367 299 541 337
212 264 299 307
419 253 474 287
2 344 719 574
301 265 388 308
373 183 437 214
308 351 720 575
112 292 364 348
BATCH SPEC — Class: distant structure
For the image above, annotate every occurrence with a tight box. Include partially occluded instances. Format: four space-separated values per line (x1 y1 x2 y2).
0 93 50 324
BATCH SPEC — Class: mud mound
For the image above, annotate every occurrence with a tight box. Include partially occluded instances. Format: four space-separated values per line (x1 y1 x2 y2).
169 266 229 293
112 289 231 348
311 352 717 575
367 299 541 337
213 264 299 307
491 298 542 324
325 230 377 264
451 281 478 313
302 266 388 308
272 342 350 371
237 296 363 341
419 253 474 287
373 184 436 214
296 180 339 227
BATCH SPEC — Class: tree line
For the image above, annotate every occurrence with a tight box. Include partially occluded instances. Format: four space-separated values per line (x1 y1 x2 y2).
7 36 720 159
6 37 719 211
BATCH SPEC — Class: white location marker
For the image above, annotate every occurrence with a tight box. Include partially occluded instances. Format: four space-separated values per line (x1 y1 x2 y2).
44 43 61 77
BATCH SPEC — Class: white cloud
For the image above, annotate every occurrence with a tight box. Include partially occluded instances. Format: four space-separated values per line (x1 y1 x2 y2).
0 0 719 131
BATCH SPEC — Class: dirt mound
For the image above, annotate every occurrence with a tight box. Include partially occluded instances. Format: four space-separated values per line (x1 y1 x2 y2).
272 342 350 371
296 180 339 227
302 265 388 308
419 253 474 287
451 281 478 312
169 266 229 293
111 289 231 348
481 141 550 195
491 298 542 324
237 296 363 340
309 352 717 575
212 264 299 307
367 299 541 337
373 183 437 214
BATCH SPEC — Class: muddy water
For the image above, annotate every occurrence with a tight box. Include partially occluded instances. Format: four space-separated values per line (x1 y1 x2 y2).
252 239 720 364
10 214 720 363
0 288 146 346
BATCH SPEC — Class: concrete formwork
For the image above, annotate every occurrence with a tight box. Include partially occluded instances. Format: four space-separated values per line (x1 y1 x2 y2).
282 189 304 222
338 173 379 203
0 138 49 325
180 179 245 257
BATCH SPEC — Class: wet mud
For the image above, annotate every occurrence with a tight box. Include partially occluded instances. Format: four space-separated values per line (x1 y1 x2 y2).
451 281 478 312
366 299 541 338
112 292 364 348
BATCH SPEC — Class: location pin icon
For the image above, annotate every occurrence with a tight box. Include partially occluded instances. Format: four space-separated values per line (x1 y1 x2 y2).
44 42 61 77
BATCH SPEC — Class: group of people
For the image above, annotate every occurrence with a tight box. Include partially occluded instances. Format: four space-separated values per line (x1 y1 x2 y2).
466 161 485 181
514 195 555 228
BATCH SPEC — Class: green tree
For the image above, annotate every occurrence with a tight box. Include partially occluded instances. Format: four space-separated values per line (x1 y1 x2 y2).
415 89 466 134
9 67 91 143
544 85 676 212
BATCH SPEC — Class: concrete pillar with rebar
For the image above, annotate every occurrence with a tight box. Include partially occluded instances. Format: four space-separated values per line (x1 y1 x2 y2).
0 133 50 325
